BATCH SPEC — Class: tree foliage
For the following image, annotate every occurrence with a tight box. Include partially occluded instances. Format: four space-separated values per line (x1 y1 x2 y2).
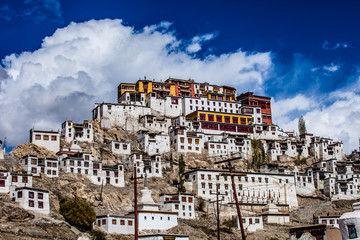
60 197 96 231
249 139 265 169
178 155 186 193
298 116 307 135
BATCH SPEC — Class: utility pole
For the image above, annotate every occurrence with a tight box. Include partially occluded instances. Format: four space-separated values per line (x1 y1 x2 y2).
215 157 247 240
131 166 143 240
210 184 226 240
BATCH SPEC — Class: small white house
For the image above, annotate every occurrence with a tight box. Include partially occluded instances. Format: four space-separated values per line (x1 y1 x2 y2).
130 153 162 178
111 141 131 155
14 187 50 214
318 215 340 228
339 202 360 240
20 155 59 178
29 129 60 153
160 193 195 219
237 216 263 232
61 120 94 143
96 215 134 234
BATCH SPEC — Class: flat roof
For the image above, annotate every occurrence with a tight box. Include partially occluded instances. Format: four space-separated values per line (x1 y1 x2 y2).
184 168 295 177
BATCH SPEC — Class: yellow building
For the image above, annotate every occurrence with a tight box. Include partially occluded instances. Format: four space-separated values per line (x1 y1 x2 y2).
186 110 252 125
186 110 253 133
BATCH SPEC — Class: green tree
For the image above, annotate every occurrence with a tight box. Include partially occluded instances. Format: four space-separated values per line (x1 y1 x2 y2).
298 116 307 135
178 155 186 193
60 197 96 231
169 153 173 169
250 139 265 169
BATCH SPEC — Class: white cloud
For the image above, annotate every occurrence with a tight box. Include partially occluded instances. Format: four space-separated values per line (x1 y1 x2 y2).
273 83 360 153
0 19 272 146
186 33 216 53
323 62 340 72
322 40 349 50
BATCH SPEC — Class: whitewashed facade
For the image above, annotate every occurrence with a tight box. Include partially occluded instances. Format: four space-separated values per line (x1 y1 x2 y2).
160 193 195 219
61 120 94 143
20 155 59 178
237 216 263 232
29 129 60 153
96 215 134 234
128 153 162 178
14 187 50 214
184 169 298 209
111 141 131 155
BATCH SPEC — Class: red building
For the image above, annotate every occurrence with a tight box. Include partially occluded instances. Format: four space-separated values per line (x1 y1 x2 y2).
237 92 272 125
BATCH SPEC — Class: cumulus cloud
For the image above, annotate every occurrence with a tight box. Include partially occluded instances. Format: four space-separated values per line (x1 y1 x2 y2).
273 78 360 153
0 19 272 146
186 33 217 53
322 40 349 50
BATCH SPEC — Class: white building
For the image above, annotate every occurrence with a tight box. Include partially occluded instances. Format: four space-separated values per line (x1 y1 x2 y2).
339 202 360 240
111 141 131 155
131 187 178 231
160 193 195 219
29 129 60 153
137 130 170 155
318 215 340 228
89 164 125 187
60 151 125 187
96 215 134 234
184 169 298 209
128 153 162 178
237 216 263 232
14 187 50 214
61 120 94 143
20 155 59 178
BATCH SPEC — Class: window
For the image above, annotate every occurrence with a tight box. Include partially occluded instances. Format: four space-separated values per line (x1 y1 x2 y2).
255 218 260 223
348 225 357 239
128 220 133 226
175 204 179 210
38 193 44 199
201 174 205 180
180 137 184 143
208 115 214 122
216 115 222 122
43 135 49 140
182 196 187 202
102 219 106 225
29 191 34 199
12 176 18 182
29 200 34 207
188 197 193 203
51 136 57 141
120 220 125 225
188 138 192 144
115 143 120 149
182 205 185 210
35 135 41 140
38 201 44 209
208 174 211 180
17 191 22 198
23 176 28 183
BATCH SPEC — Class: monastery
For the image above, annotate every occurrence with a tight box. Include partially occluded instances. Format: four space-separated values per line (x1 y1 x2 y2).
1 77 356 237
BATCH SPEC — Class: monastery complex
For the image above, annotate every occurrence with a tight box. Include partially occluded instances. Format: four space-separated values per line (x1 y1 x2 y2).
2 77 360 238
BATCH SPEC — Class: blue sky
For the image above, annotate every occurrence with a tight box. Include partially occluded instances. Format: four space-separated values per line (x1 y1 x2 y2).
0 0 360 153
